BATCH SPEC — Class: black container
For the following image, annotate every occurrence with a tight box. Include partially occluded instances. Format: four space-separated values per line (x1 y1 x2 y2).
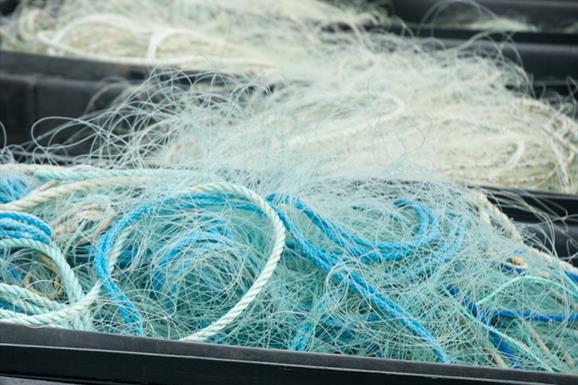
0 173 575 383
0 0 17 16
0 50 242 147
2 40 576 146
0 51 148 145
0 323 577 385
391 0 578 32
383 0 578 89
363 23 578 94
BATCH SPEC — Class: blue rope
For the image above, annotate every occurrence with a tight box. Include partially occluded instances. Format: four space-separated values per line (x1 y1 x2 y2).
266 194 451 363
267 194 439 262
0 300 26 314
94 192 269 336
0 212 53 285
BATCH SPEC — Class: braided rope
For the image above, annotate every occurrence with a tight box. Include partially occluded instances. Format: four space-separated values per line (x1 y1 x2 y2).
1 177 144 212
0 238 91 329
0 286 100 328
0 283 64 312
0 239 84 303
178 183 286 341
36 13 275 68
474 191 578 276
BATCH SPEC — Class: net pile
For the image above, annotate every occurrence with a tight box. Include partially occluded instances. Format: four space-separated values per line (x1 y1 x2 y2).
24 65 577 192
1 1 577 192
0 0 382 72
0 157 577 372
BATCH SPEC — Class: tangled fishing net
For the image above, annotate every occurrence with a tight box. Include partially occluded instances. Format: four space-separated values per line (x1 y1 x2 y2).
2 1 577 192
19 58 577 193
0 157 577 372
0 0 384 72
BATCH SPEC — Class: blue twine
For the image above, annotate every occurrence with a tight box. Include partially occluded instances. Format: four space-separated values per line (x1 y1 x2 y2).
565 270 578 284
321 313 384 357
289 321 315 351
391 216 465 284
152 231 233 310
447 283 578 367
286 205 464 356
499 263 527 276
493 309 578 323
446 285 522 368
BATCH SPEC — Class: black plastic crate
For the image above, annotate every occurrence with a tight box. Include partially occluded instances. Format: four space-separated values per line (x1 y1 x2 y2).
0 323 576 385
0 0 17 16
2 44 575 148
0 178 575 384
0 50 243 146
380 0 578 89
390 0 578 33
361 23 578 93
0 51 148 145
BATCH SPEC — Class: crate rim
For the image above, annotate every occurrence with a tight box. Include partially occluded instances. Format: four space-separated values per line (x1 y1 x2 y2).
0 323 576 385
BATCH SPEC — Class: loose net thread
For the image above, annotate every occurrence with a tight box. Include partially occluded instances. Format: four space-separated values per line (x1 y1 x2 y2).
0 163 577 372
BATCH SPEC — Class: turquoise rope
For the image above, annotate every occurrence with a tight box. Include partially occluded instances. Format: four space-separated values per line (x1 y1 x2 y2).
0 176 31 204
